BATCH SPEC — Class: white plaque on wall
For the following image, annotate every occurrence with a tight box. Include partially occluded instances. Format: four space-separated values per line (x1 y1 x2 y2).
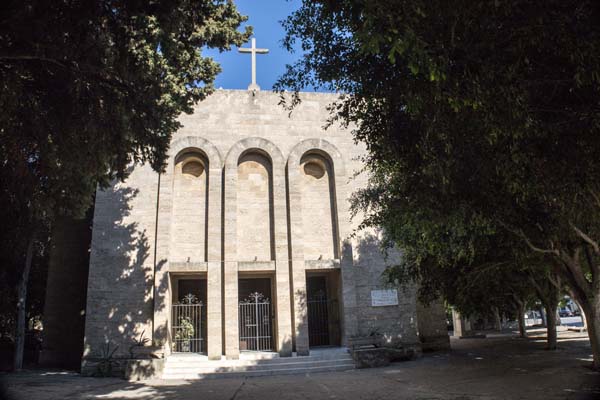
371 289 399 307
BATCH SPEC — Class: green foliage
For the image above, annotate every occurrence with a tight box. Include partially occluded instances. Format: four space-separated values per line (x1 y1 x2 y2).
0 0 250 368
276 1 600 348
1 0 251 220
175 317 195 340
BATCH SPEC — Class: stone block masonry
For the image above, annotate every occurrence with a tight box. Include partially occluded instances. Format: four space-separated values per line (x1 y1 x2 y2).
69 89 445 368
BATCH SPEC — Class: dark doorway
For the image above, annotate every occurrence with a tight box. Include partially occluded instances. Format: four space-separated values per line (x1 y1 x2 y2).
238 277 274 351
307 274 341 347
172 278 207 353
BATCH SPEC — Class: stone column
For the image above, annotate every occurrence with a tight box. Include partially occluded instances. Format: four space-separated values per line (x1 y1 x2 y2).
206 162 223 359
331 153 359 344
153 170 173 353
224 145 240 359
272 158 293 356
286 149 309 355
339 240 358 344
292 263 309 355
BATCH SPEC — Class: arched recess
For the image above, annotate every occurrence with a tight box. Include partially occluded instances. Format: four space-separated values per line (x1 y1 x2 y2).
166 136 224 263
286 138 347 262
286 138 351 355
223 137 287 262
299 152 338 259
152 136 223 357
170 149 209 263
236 150 274 261
223 137 292 357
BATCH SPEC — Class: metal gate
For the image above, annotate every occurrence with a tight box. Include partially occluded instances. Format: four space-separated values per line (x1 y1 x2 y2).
308 290 339 347
239 292 273 351
172 293 204 353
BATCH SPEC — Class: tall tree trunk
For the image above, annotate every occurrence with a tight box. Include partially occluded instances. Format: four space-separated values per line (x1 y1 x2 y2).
493 307 502 330
581 300 600 370
543 297 558 350
517 303 527 338
539 306 547 327
581 305 588 331
14 234 35 370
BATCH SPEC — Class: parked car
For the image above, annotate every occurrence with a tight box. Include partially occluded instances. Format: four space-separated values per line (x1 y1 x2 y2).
559 310 573 317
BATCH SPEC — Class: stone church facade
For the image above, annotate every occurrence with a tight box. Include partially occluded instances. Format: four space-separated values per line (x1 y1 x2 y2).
41 89 448 368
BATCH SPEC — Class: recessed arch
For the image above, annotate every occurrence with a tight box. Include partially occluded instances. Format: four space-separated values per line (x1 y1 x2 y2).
287 139 347 261
222 137 291 356
236 150 275 261
170 136 224 169
171 149 210 263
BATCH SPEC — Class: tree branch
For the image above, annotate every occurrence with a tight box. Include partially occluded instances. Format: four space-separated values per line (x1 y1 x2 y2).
507 226 559 256
570 222 600 254
0 55 68 69
558 248 592 297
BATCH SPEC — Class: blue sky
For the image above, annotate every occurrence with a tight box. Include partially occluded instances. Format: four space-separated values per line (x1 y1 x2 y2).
204 0 304 91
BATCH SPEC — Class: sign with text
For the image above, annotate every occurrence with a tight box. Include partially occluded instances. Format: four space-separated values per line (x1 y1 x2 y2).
371 289 399 307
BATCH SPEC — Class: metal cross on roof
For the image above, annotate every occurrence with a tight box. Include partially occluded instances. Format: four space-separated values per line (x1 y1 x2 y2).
238 38 269 91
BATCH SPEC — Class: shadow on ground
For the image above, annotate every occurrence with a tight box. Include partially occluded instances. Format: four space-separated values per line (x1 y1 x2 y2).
1 331 599 400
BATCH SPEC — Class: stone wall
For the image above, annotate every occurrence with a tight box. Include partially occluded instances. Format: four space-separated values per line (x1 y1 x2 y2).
350 231 419 346
82 89 423 362
83 165 158 359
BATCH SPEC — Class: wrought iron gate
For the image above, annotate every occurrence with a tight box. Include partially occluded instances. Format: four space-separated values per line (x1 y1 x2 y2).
239 292 273 351
172 293 204 353
307 290 339 347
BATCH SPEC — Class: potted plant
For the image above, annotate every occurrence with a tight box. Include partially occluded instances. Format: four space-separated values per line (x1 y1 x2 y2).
174 317 195 352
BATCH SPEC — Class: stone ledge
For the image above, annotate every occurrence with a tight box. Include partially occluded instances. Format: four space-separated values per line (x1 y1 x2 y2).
305 259 340 270
238 261 275 271
125 359 165 380
350 344 421 369
169 262 208 272
81 358 165 380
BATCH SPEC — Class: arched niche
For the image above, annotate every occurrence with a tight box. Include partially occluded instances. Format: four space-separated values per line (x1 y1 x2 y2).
236 150 274 261
287 139 346 262
300 151 339 259
170 149 209 263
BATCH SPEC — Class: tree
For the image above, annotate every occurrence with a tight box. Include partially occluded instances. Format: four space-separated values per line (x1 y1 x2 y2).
276 0 600 368
1 0 251 370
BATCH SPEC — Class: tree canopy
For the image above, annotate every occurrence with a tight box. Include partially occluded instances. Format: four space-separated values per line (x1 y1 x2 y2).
276 0 600 368
1 0 251 218
0 0 251 369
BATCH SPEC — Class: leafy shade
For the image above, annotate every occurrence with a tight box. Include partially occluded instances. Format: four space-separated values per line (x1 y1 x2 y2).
0 0 251 218
276 0 600 367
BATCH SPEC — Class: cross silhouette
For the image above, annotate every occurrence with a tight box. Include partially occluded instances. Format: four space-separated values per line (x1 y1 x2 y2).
238 38 269 91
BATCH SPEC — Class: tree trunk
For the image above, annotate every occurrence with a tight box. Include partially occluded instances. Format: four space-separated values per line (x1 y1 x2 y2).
543 298 558 350
14 234 35 370
581 305 588 331
581 300 600 370
493 307 502 330
517 303 527 338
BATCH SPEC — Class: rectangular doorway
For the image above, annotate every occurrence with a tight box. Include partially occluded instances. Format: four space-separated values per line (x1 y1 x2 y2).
238 277 274 352
307 272 341 347
171 277 207 353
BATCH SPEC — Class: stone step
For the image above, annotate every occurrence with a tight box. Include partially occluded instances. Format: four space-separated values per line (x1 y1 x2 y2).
165 354 352 367
164 358 353 373
162 349 355 379
162 363 355 380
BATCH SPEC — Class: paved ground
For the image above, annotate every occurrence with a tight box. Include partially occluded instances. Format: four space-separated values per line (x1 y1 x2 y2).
2 329 599 400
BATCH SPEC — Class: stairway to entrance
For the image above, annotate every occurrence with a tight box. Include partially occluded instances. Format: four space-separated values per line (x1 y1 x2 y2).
161 348 354 380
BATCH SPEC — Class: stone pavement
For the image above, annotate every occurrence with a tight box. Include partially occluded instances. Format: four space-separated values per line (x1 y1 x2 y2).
2 330 599 400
